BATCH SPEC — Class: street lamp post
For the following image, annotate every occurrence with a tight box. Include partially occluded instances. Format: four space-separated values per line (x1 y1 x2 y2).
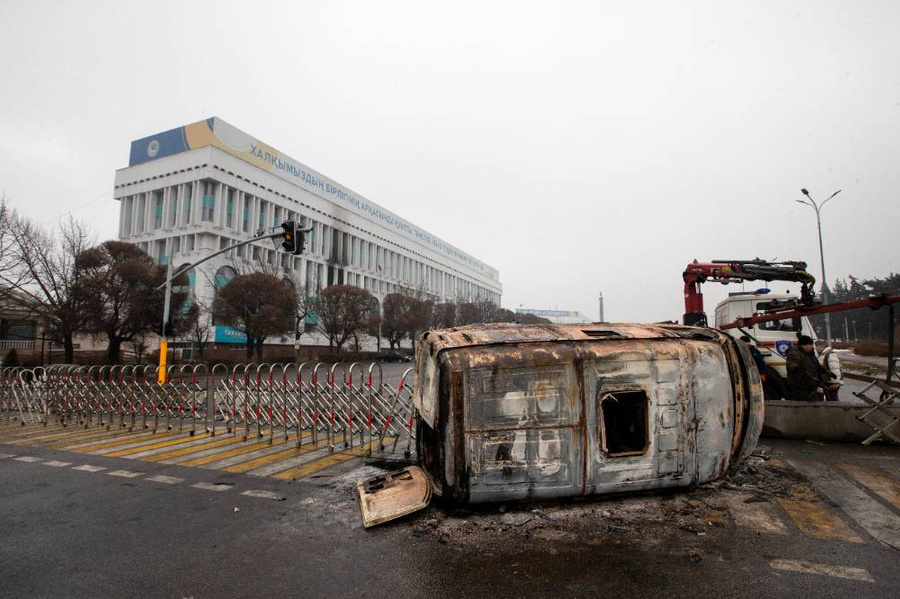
797 188 841 344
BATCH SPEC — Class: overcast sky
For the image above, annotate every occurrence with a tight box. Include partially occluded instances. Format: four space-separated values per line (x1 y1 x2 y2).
1 1 897 323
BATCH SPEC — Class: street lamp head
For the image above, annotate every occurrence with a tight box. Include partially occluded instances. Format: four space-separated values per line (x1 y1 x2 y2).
801 188 810 196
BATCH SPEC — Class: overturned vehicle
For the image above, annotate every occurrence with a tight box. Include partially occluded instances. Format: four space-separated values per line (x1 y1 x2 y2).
359 323 763 525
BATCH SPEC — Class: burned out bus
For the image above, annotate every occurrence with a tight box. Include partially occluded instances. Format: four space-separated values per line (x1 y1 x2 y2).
410 322 763 504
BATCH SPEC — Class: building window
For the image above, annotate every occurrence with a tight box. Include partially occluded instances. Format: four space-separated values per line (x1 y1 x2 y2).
169 187 179 228
202 196 215 222
242 201 250 232
226 188 234 229
153 192 163 229
135 196 145 232
258 201 267 230
183 184 193 225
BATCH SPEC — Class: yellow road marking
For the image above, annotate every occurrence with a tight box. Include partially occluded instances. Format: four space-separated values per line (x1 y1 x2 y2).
104 432 213 458
67 431 181 453
13 427 135 446
778 497 864 543
177 432 311 467
273 440 383 480
838 463 900 511
142 435 253 463
221 443 322 474
48 429 149 449
0 423 48 436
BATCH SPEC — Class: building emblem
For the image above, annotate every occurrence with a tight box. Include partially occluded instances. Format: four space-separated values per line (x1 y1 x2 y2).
147 139 160 158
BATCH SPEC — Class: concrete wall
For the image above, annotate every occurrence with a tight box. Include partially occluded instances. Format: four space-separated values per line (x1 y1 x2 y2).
763 400 900 443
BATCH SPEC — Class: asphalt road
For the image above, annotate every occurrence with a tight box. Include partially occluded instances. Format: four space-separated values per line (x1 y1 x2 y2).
2 435 899 598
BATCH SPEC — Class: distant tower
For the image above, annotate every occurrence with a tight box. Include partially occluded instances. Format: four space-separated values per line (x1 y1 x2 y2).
598 291 605 322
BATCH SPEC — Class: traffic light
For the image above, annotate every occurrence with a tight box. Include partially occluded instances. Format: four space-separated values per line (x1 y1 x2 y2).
280 220 297 253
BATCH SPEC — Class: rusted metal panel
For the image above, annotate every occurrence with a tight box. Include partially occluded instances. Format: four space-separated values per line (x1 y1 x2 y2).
357 466 432 528
414 323 763 504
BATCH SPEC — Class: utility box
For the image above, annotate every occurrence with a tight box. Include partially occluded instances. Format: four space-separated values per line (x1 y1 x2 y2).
411 322 763 504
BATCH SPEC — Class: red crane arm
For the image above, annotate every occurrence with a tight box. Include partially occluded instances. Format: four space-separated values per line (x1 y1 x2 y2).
682 259 816 326
719 295 900 330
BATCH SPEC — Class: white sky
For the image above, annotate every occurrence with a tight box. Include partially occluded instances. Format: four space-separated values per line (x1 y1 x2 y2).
1 0 898 323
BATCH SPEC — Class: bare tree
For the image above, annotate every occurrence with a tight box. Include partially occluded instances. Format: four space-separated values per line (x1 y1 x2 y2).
316 285 376 352
77 241 189 363
432 302 457 329
130 333 150 364
0 196 25 303
186 295 212 360
213 272 295 360
382 292 434 347
285 273 318 343
1 212 94 363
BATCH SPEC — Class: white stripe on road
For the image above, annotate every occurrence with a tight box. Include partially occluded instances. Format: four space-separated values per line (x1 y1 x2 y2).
0 453 17 459
770 559 874 583
108 469 144 478
12 456 41 463
146 475 184 485
192 482 233 492
240 489 286 500
726 494 788 535
42 460 73 467
72 464 106 472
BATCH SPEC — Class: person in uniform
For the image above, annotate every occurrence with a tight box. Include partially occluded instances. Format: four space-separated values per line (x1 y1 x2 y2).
786 335 826 401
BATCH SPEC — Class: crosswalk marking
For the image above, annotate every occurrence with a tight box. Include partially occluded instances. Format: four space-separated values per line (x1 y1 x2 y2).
725 494 788 535
107 469 144 478
12 456 42 463
69 431 181 453
11 427 127 446
103 432 212 458
42 460 73 467
838 463 900 511
777 497 864 544
273 440 381 480
788 459 900 550
90 432 197 456
769 559 874 583
221 444 318 474
241 489 285 500
51 430 163 450
144 437 264 466
146 475 184 484
46 429 143 449
192 482 232 492
72 464 106 472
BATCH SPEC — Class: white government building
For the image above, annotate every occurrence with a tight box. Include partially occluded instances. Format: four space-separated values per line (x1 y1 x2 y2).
114 118 502 346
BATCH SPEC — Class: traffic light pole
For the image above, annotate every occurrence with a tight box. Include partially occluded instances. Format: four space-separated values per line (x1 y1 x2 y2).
154 229 294 382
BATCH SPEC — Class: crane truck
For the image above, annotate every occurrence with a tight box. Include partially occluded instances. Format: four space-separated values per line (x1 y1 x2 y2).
682 258 900 400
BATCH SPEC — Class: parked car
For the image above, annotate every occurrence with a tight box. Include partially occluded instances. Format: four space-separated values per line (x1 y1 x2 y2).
376 350 413 363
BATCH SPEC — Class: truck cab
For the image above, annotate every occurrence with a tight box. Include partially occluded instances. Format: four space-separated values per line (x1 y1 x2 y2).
714 291 816 399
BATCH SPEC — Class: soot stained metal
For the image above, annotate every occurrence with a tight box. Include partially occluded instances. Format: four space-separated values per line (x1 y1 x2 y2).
359 323 764 525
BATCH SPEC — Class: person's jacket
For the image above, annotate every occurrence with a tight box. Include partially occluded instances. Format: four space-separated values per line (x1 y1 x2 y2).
786 346 824 401
819 347 843 386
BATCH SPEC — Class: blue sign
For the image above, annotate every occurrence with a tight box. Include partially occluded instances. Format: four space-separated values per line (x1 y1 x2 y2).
774 340 793 358
215 326 247 344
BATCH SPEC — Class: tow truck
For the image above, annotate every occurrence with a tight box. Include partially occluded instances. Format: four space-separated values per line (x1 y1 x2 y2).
682 259 899 400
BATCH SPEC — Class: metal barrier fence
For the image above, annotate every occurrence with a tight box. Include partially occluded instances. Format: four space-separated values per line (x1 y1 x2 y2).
0 362 417 457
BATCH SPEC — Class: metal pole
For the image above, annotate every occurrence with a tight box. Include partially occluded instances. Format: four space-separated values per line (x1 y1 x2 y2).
799 188 840 344
888 303 895 384
376 296 382 353
158 261 174 383
814 204 832 344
